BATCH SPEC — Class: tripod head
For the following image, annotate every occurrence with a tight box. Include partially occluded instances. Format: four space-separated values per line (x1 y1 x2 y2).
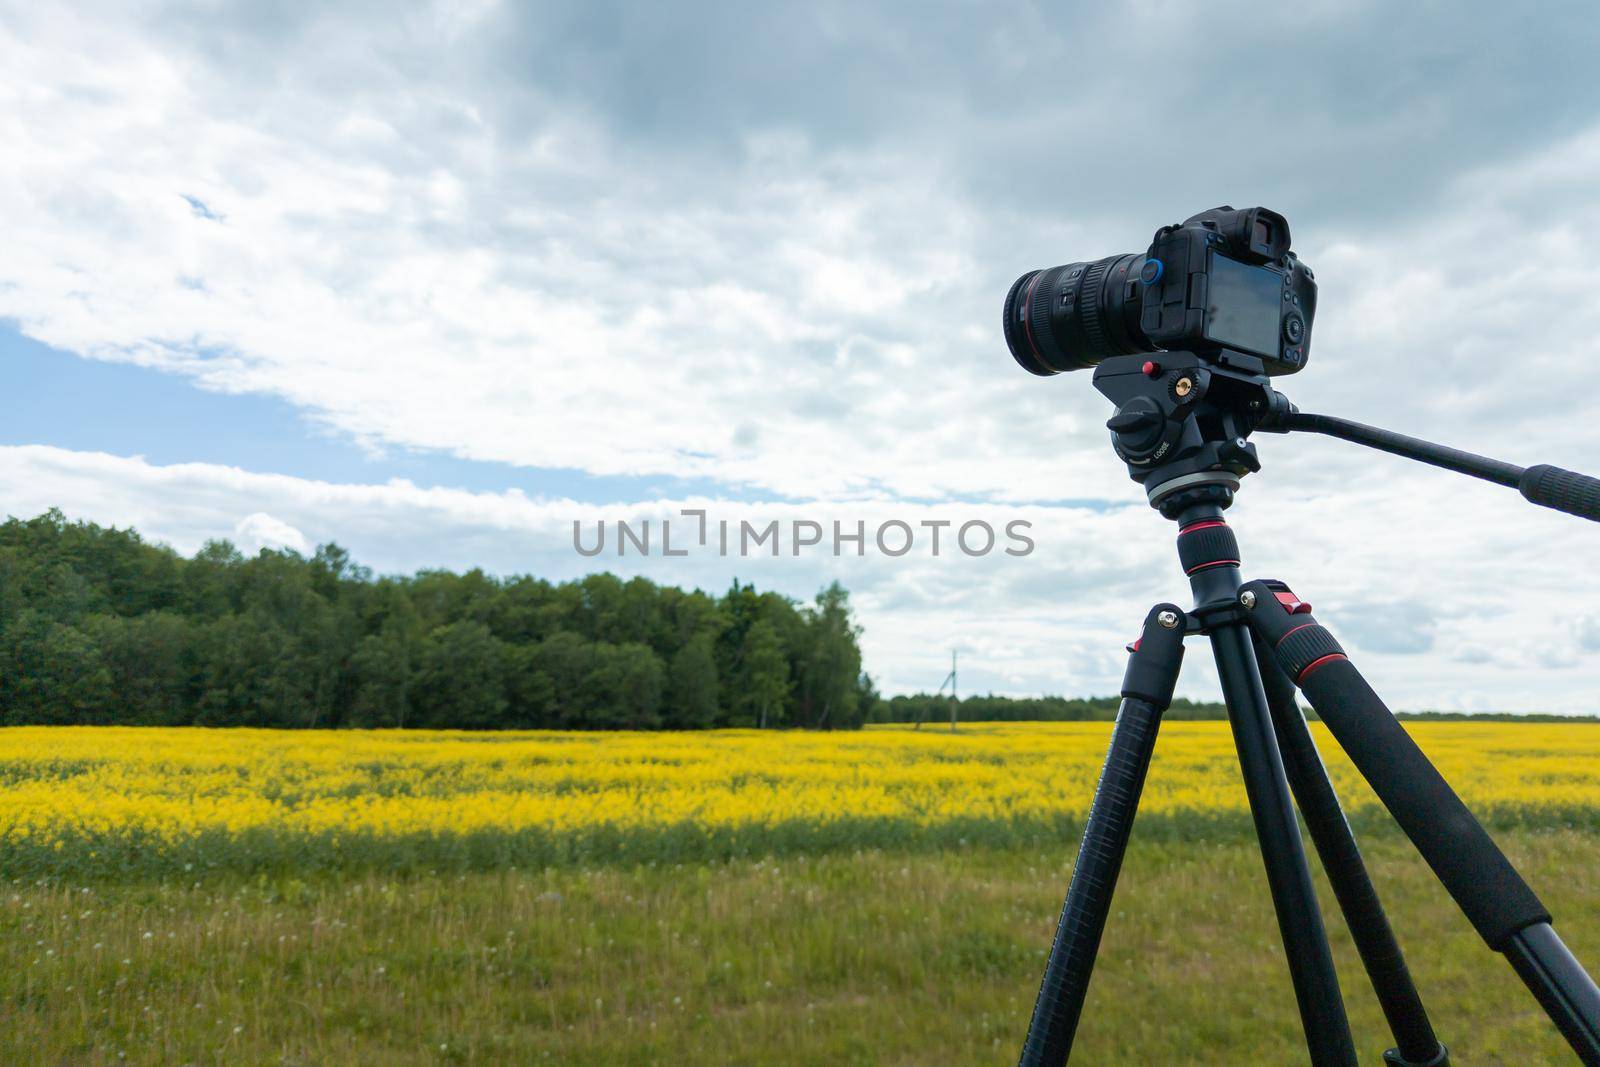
1093 350 1600 526
1092 349 1287 518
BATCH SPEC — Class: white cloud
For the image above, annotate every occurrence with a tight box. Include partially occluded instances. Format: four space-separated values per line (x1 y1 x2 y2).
233 512 309 555
8 4 1597 507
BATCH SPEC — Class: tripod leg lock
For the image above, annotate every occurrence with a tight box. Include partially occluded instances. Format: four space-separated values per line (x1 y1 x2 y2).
1122 603 1187 706
1244 581 1348 683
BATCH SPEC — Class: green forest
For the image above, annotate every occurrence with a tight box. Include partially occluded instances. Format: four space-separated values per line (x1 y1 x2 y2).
0 510 875 730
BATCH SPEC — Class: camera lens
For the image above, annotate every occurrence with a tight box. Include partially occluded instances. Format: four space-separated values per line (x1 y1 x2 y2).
1003 253 1151 375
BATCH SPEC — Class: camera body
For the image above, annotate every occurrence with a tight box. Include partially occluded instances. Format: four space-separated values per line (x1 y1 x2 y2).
1139 207 1315 374
1003 205 1316 377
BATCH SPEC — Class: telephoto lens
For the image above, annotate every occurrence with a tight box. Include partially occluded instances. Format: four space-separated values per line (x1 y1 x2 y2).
1003 253 1151 375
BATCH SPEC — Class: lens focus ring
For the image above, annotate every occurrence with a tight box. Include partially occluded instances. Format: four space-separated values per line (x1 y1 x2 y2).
1026 265 1071 371
1078 259 1113 359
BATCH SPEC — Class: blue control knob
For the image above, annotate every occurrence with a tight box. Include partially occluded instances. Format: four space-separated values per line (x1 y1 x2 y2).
1138 258 1164 285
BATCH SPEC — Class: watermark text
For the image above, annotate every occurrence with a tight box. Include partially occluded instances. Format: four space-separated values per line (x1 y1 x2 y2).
572 509 1034 558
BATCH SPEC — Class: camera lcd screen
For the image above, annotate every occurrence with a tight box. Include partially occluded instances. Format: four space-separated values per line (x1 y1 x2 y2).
1203 252 1281 359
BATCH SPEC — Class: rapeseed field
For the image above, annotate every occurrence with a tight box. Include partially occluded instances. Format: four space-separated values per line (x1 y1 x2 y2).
2 721 1596 877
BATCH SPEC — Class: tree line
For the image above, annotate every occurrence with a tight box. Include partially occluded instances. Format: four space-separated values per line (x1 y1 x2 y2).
0 510 876 730
872 693 1231 723
876 692 1592 724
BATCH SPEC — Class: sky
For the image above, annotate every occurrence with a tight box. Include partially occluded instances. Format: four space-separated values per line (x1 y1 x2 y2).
4 1 1600 710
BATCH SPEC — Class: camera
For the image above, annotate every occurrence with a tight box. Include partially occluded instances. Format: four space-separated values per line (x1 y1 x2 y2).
1003 206 1316 377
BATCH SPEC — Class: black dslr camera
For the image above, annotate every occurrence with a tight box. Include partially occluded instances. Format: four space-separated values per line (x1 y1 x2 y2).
1003 206 1316 377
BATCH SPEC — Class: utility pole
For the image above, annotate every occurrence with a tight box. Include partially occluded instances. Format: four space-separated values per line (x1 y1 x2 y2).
935 649 958 733
913 650 960 732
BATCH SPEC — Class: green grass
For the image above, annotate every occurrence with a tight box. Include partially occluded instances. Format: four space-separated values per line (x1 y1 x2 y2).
3 827 1594 1064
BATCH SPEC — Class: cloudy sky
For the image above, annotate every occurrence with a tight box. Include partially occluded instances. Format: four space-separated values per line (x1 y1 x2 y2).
4 1 1600 710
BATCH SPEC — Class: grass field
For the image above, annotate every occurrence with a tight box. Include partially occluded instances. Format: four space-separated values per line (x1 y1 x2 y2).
2 722 1598 1063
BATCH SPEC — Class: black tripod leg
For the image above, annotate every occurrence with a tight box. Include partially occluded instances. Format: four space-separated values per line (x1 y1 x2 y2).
1209 620 1359 1065
1242 579 1600 1066
1179 515 1358 1066
1018 603 1186 1067
1253 634 1449 1067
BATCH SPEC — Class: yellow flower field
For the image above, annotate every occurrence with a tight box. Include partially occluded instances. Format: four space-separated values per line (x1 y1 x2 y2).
1 721 1597 876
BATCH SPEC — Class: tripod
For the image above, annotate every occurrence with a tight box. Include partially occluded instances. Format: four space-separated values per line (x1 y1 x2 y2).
1018 351 1600 1065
